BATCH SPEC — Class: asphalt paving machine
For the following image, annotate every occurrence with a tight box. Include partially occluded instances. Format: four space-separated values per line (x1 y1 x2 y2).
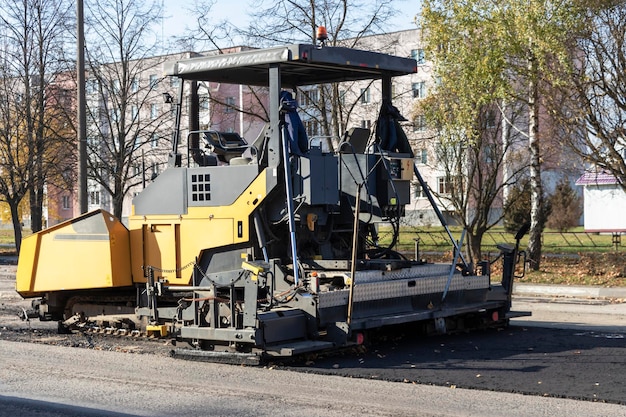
16 41 528 362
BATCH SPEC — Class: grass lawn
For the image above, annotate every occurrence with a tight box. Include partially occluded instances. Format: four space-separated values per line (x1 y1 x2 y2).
0 228 26 248
383 225 624 254
378 225 626 288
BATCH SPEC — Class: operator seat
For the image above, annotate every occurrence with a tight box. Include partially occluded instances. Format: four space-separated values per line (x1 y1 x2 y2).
339 127 370 154
202 131 249 163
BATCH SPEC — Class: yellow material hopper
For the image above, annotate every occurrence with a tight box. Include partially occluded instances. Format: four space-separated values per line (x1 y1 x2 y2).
16 209 132 298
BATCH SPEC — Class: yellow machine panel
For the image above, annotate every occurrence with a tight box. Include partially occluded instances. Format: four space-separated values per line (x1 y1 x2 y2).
16 210 132 297
128 167 268 285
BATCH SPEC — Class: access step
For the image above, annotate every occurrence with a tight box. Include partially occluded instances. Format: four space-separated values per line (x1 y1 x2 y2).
506 310 532 319
264 340 335 357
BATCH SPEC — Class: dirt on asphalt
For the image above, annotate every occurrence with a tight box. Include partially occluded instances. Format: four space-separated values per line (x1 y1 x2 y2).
0 299 173 357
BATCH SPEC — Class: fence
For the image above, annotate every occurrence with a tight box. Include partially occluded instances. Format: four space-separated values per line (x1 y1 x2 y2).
391 229 625 253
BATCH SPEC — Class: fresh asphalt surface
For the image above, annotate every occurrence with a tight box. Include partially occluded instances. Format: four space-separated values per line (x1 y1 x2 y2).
280 290 626 404
281 324 626 404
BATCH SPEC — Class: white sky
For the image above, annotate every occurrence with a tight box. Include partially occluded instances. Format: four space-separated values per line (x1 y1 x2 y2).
160 0 420 44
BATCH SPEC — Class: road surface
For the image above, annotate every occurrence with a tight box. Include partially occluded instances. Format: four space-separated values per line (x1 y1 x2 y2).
1 269 625 416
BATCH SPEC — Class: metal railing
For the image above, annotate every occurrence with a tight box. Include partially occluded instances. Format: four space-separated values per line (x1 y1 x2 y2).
391 229 625 252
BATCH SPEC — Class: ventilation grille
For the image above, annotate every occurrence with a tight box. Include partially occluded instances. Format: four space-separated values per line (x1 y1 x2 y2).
190 173 211 202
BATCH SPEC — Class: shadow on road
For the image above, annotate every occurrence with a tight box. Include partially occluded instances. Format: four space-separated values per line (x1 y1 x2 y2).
0 395 142 417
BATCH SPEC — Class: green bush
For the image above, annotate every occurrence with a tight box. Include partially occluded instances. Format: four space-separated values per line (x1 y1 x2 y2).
503 179 531 233
546 178 582 231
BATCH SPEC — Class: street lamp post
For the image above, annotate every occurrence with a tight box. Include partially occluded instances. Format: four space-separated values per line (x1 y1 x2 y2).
77 0 88 213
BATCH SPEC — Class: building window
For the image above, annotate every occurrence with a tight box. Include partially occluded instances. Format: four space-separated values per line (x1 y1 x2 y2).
412 82 426 99
484 144 496 163
110 108 120 122
360 87 370 104
438 177 454 195
411 49 426 65
111 79 120 93
170 77 180 88
417 149 428 165
413 114 427 132
360 120 371 130
151 162 160 179
485 110 497 129
89 191 100 205
131 105 138 120
304 120 319 137
199 95 209 111
413 182 427 198
299 89 319 107
150 104 158 119
225 96 236 113
131 77 139 92
62 195 70 210
149 74 158 88
151 134 159 149
309 89 319 105
86 79 98 94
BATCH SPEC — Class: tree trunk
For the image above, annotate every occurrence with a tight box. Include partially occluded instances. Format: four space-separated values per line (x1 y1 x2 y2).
10 201 23 254
114 173 124 220
467 229 485 271
29 185 44 232
527 55 544 271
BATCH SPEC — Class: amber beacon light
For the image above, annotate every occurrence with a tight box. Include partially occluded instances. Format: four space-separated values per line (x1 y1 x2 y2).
316 25 328 45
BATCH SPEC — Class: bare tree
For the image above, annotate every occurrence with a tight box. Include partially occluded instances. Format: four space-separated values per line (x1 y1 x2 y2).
244 0 397 47
420 89 528 265
83 0 170 219
554 4 626 190
0 0 74 236
0 65 30 252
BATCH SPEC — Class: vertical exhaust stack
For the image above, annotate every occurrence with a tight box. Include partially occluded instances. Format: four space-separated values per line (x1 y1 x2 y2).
188 81 203 166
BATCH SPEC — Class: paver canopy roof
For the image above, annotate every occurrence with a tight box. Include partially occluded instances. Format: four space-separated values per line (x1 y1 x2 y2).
163 44 417 86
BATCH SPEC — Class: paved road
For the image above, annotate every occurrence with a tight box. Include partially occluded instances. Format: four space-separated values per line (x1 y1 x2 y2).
272 298 626 404
2 268 626 415
282 324 626 403
1 339 625 417
512 297 626 332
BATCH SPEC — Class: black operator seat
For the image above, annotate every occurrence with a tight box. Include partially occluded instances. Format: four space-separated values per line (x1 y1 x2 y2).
203 131 249 163
338 127 370 154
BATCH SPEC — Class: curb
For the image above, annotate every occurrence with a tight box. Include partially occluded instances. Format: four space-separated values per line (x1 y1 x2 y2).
514 283 626 300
